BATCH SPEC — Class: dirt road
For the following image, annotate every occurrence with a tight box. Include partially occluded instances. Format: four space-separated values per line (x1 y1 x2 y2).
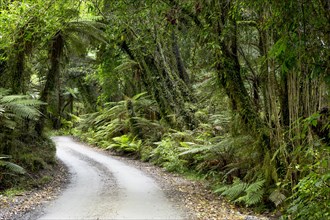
38 136 184 219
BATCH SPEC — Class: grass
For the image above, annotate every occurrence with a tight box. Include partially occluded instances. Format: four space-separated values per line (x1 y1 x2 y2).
2 188 25 197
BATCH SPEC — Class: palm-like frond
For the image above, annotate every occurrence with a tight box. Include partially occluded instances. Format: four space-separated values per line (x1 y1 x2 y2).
215 178 266 206
64 20 108 45
269 189 286 207
235 179 265 205
215 178 247 200
0 88 44 128
114 58 139 72
0 155 26 174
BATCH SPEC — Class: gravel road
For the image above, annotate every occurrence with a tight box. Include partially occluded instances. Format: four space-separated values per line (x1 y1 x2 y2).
37 136 184 219
2 136 272 220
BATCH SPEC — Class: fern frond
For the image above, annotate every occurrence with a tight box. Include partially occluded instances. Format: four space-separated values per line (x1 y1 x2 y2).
7 98 44 106
2 161 26 174
235 188 264 206
215 178 247 200
215 178 265 206
0 156 26 174
1 95 43 104
269 189 286 207
114 59 138 72
237 179 265 206
0 119 17 129
245 179 265 193
65 21 108 44
179 145 213 156
0 106 5 115
0 90 43 129
5 104 41 119
132 92 148 101
0 88 10 96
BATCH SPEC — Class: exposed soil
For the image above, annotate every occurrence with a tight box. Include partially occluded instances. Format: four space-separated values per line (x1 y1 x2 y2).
0 136 274 220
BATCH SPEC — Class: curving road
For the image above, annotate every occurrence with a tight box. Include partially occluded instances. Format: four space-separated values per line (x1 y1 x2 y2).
38 136 184 220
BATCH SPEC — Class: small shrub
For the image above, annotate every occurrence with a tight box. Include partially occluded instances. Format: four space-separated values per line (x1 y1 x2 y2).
140 145 153 162
106 135 142 155
150 138 187 173
284 171 330 220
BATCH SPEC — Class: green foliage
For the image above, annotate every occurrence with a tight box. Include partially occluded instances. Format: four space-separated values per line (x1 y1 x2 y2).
2 188 25 197
106 135 142 154
74 92 164 152
0 155 26 175
17 153 47 172
151 137 187 173
268 189 286 208
0 0 326 216
284 170 330 220
215 178 266 206
0 88 44 129
279 140 330 220
0 86 56 190
0 133 56 190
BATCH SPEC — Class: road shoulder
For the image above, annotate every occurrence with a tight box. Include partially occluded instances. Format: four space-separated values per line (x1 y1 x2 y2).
0 161 69 220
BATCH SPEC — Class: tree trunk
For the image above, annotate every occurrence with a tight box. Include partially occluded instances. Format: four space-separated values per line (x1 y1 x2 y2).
36 31 64 134
280 73 290 127
122 40 197 130
217 15 260 132
171 29 190 85
11 45 25 94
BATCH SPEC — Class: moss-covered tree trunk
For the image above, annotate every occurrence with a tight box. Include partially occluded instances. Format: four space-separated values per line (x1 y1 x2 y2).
171 29 190 85
120 39 197 130
216 7 261 133
11 48 25 94
36 31 64 134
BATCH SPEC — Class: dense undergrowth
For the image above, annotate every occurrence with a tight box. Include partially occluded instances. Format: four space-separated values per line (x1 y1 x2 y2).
68 92 329 219
0 89 56 192
1 1 329 219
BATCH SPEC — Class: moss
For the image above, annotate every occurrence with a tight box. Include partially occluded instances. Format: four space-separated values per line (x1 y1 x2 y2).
0 132 56 190
2 188 25 197
39 175 53 185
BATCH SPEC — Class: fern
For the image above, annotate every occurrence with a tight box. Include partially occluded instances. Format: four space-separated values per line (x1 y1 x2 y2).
0 88 44 129
215 178 266 206
0 155 26 174
235 179 265 206
269 189 286 207
114 58 139 72
76 92 160 149
215 178 247 200
179 144 213 156
106 135 141 153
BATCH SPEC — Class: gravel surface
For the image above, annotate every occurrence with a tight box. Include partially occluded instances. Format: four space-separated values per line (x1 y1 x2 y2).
0 136 274 220
0 161 69 220
38 136 183 219
104 150 272 220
